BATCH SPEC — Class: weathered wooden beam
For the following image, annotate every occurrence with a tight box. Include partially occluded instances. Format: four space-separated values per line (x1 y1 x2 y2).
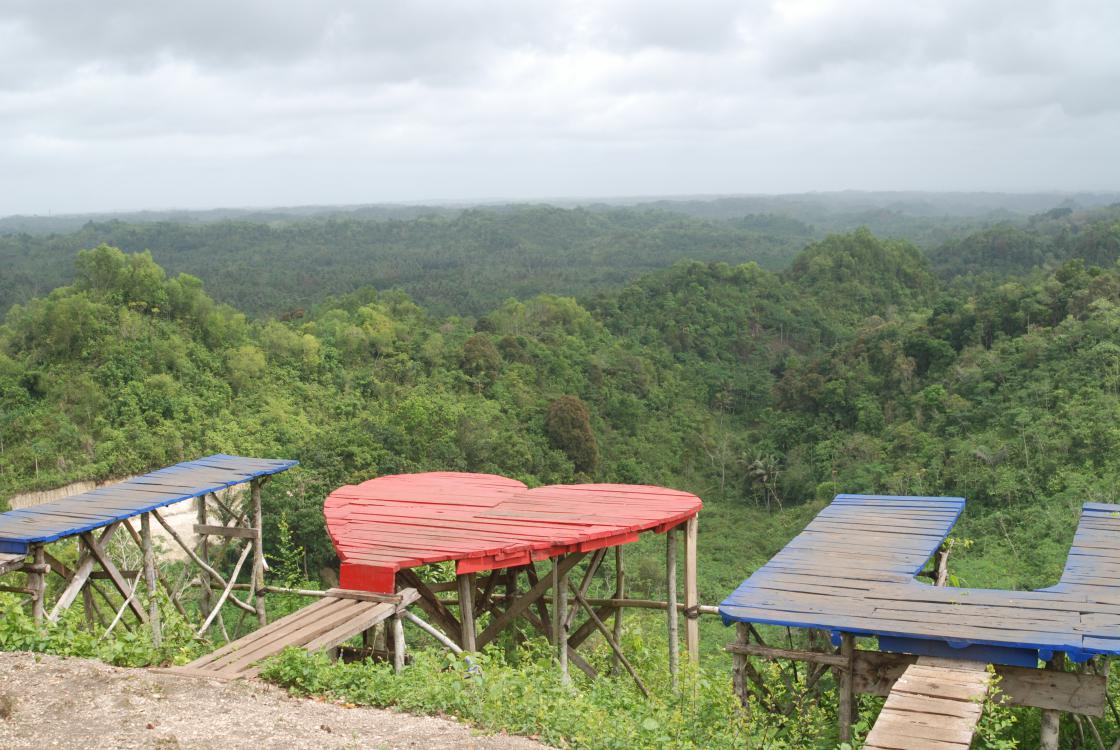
457 573 477 652
1040 653 1065 750
121 519 189 620
726 641 848 667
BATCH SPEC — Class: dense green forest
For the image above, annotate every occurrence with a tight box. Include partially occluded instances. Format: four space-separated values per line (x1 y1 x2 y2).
3 199 1120 747
6 193 1116 320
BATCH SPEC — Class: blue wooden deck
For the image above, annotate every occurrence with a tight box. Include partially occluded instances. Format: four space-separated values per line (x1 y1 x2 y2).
719 494 1120 665
0 455 297 554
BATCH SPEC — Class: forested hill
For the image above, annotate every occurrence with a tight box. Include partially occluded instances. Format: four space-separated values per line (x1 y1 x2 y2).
6 223 1120 591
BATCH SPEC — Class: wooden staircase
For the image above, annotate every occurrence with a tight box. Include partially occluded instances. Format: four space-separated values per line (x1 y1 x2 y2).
166 588 418 680
863 657 993 750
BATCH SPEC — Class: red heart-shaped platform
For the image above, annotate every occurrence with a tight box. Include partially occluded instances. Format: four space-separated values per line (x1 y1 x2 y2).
324 472 702 592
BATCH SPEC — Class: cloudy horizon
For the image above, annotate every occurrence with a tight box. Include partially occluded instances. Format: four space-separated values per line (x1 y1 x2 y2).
2 0 1119 215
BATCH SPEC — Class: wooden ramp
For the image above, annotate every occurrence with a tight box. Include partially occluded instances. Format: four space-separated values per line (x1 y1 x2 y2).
168 588 418 680
863 657 992 750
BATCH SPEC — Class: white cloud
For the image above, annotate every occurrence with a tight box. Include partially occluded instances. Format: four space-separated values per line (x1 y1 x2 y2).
0 0 1117 213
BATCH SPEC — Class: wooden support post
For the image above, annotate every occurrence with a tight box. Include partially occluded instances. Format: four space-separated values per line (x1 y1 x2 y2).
684 515 699 664
554 557 569 684
457 572 477 651
153 510 255 615
567 580 649 698
140 513 162 648
838 633 856 744
403 610 463 655
732 622 748 705
392 613 406 673
251 478 266 627
612 545 625 675
30 544 46 622
81 530 148 624
196 494 211 619
666 527 679 688
1040 653 1065 750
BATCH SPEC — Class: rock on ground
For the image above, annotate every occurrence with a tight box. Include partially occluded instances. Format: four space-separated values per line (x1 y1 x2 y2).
0 652 555 750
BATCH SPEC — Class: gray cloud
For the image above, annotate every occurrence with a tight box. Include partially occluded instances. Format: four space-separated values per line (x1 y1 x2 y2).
0 0 1117 214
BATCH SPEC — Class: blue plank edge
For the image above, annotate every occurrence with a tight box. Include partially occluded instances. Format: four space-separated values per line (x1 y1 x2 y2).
0 454 297 553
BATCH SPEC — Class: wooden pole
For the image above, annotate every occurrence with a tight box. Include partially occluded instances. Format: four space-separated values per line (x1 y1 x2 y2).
552 556 570 684
1040 652 1065 750
392 613 406 673
30 544 46 622
666 527 679 688
612 545 625 675
457 572 477 651
152 510 255 615
732 622 749 705
251 478 266 627
140 513 162 648
403 610 463 654
838 633 856 743
684 515 699 664
197 541 252 637
196 495 211 619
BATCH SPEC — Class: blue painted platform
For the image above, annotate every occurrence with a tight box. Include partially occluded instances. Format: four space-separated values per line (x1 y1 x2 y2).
0 455 297 554
719 494 1120 665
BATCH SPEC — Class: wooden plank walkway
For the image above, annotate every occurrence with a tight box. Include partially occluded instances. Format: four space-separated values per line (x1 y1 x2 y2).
864 657 992 750
169 589 419 680
326 472 702 592
719 495 1120 662
0 455 297 554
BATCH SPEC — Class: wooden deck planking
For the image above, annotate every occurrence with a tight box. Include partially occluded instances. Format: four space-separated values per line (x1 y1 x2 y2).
325 472 702 593
175 591 413 680
0 455 297 554
863 657 992 750
719 494 1120 660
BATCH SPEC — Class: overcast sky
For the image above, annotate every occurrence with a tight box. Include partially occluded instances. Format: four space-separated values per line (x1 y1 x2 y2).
1 0 1118 215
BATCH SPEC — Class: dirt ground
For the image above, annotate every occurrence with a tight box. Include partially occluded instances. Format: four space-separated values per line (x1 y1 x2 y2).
0 652 555 750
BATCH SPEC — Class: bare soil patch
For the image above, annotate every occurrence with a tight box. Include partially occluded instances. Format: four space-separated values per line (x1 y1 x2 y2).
0 652 554 750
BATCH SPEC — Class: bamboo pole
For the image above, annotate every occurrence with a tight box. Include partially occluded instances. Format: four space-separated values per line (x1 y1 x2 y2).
684 515 699 664
666 527 679 688
392 614 406 673
251 478 266 626
552 557 570 684
140 513 162 648
611 545 625 675
1041 653 1065 750
732 622 749 705
197 542 252 637
196 495 211 619
403 610 463 654
30 544 46 622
